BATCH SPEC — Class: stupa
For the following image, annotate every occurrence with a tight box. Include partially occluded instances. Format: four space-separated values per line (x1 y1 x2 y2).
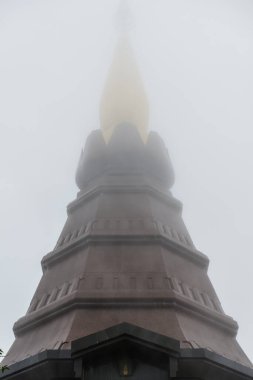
1 7 253 380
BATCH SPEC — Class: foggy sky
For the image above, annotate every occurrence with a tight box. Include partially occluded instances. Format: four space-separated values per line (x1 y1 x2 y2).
1 0 253 361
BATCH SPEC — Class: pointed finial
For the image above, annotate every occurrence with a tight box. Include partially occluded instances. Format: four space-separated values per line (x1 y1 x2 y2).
100 2 149 143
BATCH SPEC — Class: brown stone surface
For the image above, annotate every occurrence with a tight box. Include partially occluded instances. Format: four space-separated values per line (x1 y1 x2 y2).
3 124 252 368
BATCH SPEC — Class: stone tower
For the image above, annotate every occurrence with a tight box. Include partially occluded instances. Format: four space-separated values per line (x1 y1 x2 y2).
1 19 253 380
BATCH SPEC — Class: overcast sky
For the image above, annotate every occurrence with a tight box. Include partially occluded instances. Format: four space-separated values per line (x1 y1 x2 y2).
1 0 253 362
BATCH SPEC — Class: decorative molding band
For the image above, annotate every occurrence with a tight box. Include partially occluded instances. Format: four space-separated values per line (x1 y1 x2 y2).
27 273 223 318
27 277 81 314
54 218 194 251
14 292 237 338
67 184 182 215
42 224 208 271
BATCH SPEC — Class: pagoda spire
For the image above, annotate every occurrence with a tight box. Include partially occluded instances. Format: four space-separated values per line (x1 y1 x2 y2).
100 2 149 143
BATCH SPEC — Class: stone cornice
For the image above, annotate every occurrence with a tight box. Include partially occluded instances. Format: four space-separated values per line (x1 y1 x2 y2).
13 290 237 338
67 183 182 215
41 232 209 271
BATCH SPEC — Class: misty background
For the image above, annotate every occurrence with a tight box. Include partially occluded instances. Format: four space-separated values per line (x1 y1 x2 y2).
1 0 253 361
